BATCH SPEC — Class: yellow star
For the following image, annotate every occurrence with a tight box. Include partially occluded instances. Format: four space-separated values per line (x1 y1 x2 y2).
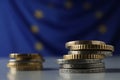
65 1 73 9
83 2 91 10
34 10 44 19
98 24 107 34
31 25 39 33
35 42 43 51
95 11 103 19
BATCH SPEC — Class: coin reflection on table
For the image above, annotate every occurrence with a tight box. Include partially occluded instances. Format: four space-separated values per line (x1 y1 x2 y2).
7 71 43 80
59 72 105 80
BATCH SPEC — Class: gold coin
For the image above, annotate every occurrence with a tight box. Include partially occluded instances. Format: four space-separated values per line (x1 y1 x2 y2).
8 65 43 69
9 67 43 71
68 44 114 51
14 58 45 62
9 59 44 62
63 54 105 59
66 40 105 48
7 62 42 67
10 53 42 59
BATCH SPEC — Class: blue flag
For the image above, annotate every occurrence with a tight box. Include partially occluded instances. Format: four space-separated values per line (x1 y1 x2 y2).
0 0 120 57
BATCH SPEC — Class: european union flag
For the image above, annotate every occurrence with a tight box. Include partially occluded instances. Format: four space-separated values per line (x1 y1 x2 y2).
0 0 120 57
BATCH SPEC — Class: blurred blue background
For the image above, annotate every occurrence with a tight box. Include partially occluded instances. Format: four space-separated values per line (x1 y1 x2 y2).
0 0 120 57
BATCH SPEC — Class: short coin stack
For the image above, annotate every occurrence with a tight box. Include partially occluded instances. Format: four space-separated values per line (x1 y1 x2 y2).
7 53 44 71
57 40 114 73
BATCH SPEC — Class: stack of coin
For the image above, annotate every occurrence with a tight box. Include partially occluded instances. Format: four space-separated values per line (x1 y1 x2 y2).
57 40 114 73
7 53 45 71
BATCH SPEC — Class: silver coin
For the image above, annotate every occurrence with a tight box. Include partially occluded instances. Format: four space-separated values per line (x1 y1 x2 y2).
57 59 103 64
60 63 105 69
68 51 112 57
59 68 105 73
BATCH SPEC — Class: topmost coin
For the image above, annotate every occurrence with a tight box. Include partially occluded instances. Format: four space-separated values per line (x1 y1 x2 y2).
10 53 44 60
66 40 105 48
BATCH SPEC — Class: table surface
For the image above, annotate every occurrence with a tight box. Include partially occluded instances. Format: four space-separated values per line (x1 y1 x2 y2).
0 56 120 80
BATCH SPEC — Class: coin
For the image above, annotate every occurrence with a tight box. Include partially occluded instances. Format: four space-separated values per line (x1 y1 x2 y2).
7 62 42 67
7 62 43 70
63 54 105 59
67 44 114 51
9 59 44 62
9 67 43 71
8 53 45 71
59 68 105 73
10 53 43 58
68 51 112 56
8 65 43 69
15 58 45 62
57 40 114 73
57 59 102 64
60 63 105 69
10 53 45 61
66 40 105 48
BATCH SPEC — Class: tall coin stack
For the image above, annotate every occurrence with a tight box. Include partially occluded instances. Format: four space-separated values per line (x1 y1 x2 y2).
57 40 114 73
7 53 45 71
